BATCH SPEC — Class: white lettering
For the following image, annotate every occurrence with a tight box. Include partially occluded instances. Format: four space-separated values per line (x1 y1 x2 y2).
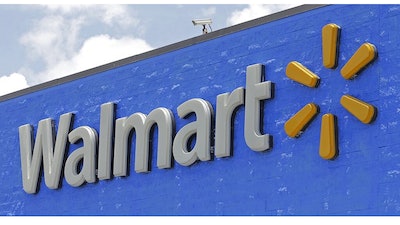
18 63 274 193
172 98 213 166
18 113 73 194
64 126 98 187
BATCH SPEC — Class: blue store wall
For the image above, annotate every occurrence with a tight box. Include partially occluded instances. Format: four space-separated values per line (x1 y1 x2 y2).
1 4 400 215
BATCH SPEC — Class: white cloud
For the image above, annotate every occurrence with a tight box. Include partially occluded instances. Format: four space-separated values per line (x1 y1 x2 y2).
0 73 29 96
201 6 216 18
43 4 139 28
43 4 89 14
100 5 138 28
227 4 300 26
17 4 152 86
20 15 84 66
39 34 152 82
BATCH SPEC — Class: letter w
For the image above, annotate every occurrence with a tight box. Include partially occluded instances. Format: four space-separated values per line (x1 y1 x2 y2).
18 113 73 194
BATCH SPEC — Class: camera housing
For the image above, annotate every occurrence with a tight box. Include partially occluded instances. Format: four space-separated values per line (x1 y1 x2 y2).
192 19 212 26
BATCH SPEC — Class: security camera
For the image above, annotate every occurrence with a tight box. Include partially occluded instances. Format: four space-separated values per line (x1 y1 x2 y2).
192 19 212 26
192 19 213 34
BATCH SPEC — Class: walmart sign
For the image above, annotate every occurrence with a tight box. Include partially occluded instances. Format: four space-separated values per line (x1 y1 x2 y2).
19 64 272 194
19 22 378 194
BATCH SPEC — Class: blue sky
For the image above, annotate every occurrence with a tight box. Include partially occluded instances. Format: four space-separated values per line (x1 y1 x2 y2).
0 3 300 96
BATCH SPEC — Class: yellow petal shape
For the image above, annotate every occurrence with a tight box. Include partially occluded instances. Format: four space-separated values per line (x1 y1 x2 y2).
319 114 337 160
286 61 320 88
340 95 376 124
340 43 377 79
284 103 319 138
322 23 340 69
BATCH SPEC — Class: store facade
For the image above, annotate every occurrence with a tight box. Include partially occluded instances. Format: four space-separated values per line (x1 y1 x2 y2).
1 5 400 215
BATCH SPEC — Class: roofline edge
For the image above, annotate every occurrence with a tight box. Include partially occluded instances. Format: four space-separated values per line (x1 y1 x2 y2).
0 4 328 102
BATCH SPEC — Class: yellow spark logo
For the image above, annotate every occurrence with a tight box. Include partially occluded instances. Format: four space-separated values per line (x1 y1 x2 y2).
284 23 377 160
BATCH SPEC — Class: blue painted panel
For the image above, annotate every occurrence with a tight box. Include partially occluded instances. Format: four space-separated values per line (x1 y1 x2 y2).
1 5 400 215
